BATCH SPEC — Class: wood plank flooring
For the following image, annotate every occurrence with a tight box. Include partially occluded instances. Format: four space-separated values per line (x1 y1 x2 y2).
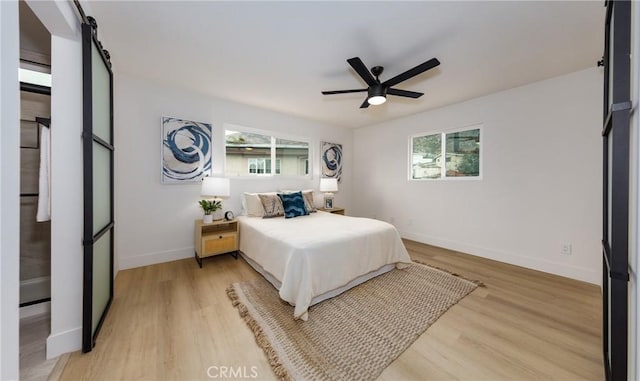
60 240 603 380
20 311 68 381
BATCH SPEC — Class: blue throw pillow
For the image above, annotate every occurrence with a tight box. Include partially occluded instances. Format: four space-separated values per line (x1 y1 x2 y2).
277 191 308 218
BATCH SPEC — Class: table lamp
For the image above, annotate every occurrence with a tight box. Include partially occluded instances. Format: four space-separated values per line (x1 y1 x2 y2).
200 177 230 223
319 178 338 209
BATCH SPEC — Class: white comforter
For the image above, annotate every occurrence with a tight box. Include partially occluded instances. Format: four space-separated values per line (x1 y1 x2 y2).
238 212 412 320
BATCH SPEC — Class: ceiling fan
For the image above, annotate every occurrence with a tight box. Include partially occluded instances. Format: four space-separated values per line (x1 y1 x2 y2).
322 56 440 108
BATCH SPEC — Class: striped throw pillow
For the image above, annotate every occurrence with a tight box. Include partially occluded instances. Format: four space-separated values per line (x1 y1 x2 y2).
277 191 308 219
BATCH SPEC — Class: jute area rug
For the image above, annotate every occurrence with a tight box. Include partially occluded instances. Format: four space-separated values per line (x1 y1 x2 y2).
227 263 481 381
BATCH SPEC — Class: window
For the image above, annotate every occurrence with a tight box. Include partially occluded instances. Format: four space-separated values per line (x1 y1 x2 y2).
410 126 481 180
225 127 309 177
275 137 308 176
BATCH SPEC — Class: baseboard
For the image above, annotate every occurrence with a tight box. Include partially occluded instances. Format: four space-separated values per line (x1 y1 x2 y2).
20 301 50 319
46 326 81 359
118 246 193 270
399 230 600 285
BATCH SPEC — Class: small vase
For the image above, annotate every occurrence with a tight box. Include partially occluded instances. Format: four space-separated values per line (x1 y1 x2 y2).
203 214 213 224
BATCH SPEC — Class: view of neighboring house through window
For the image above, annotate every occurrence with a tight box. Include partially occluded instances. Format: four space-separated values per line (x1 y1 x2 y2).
248 158 280 174
411 133 442 179
410 126 481 180
275 137 309 176
225 127 309 177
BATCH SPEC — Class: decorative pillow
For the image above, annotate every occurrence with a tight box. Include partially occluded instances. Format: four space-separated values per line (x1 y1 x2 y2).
280 189 317 213
243 193 264 217
301 190 317 213
277 191 309 219
258 193 284 218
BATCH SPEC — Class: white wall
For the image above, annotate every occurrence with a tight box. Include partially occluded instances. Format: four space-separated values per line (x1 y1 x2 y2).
0 1 21 379
115 74 352 269
26 0 84 359
45 34 84 358
353 68 602 284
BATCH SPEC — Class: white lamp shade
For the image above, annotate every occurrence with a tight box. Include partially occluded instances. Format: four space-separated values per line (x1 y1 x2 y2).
201 177 230 198
319 178 338 192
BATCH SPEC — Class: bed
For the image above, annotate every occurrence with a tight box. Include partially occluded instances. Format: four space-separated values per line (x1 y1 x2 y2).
237 210 412 320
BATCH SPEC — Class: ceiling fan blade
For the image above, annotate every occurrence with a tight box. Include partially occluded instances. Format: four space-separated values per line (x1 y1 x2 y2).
347 57 377 86
387 88 424 98
322 89 367 95
382 58 440 88
359 97 370 109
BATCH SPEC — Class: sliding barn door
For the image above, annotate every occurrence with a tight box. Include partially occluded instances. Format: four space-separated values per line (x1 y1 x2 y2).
81 21 114 353
601 1 631 379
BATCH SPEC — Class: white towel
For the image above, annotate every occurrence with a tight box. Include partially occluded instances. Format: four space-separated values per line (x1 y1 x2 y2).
36 124 51 222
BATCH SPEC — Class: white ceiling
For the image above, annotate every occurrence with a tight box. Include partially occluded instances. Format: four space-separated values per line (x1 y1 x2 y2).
85 1 604 128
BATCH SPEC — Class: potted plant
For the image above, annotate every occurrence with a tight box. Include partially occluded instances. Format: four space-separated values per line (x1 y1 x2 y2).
199 199 222 223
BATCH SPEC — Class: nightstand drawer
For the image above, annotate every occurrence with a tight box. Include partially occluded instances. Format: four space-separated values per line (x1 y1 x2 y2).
202 233 237 256
194 219 239 267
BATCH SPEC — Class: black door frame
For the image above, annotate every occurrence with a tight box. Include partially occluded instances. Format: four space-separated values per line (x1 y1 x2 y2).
81 20 114 353
601 1 631 380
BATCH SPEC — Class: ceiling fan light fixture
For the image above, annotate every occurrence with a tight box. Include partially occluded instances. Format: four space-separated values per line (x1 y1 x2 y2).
367 84 387 106
367 95 386 105
322 56 439 109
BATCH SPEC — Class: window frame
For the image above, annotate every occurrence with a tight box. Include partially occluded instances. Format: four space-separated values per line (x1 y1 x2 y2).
224 123 312 179
408 124 483 181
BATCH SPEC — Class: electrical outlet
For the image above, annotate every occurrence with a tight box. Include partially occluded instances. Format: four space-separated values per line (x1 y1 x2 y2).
389 217 395 224
560 243 572 255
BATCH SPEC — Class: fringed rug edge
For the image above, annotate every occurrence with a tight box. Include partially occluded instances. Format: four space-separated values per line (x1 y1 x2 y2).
226 285 294 381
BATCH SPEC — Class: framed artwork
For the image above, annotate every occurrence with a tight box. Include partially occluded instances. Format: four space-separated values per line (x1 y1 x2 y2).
161 116 212 183
324 197 333 209
321 141 342 182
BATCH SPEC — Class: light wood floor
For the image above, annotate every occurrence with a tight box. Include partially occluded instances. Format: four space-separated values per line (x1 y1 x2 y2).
60 240 603 380
20 311 68 381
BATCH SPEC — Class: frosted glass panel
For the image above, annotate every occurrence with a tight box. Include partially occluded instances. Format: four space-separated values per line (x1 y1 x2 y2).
82 20 114 354
607 134 613 245
92 231 111 334
92 43 111 142
93 143 111 234
607 275 612 367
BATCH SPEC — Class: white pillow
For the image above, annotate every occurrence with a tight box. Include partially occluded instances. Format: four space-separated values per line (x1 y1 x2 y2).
243 192 265 217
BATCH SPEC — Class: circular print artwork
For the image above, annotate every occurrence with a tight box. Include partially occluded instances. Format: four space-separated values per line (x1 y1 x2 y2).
321 141 342 182
162 117 212 183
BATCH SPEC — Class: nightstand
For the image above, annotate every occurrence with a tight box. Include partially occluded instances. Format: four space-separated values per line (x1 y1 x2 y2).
194 219 239 268
318 207 345 215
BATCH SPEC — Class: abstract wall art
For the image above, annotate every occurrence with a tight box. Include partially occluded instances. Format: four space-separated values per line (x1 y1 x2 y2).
161 116 212 183
320 141 342 182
